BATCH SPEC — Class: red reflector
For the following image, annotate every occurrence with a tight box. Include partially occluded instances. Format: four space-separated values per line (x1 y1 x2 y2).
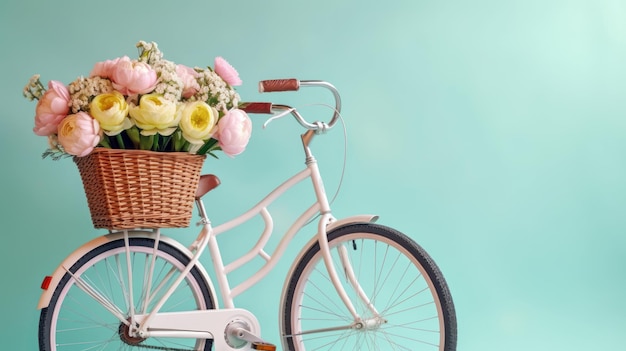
41 276 53 290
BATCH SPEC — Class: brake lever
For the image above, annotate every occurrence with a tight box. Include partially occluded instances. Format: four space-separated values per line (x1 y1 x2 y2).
263 107 295 129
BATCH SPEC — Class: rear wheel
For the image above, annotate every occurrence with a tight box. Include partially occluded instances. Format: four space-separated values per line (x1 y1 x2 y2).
281 223 457 350
39 236 215 350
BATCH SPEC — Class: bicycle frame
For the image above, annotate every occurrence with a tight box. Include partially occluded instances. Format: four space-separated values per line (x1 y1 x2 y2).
37 130 379 349
133 130 378 334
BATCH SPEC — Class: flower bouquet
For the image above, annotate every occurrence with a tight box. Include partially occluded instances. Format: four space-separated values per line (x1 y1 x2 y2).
23 41 252 229
24 40 251 158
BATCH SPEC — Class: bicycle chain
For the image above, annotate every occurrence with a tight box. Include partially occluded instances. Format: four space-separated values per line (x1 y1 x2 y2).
119 322 208 350
130 343 199 350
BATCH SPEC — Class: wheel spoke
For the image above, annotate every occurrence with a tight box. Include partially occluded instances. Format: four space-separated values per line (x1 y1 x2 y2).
63 267 128 324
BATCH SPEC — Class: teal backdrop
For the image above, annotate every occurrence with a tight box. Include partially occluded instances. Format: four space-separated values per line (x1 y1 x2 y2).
1 0 625 350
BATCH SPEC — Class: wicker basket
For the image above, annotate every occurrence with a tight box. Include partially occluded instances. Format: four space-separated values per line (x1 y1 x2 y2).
74 148 206 229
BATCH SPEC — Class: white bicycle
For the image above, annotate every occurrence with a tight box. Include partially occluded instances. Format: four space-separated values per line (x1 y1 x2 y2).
36 79 457 351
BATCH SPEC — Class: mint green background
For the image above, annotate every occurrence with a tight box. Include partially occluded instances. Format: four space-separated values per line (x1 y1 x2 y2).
1 0 625 349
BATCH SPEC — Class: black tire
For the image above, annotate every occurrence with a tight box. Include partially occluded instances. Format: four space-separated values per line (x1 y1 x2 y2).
281 223 457 351
39 236 216 350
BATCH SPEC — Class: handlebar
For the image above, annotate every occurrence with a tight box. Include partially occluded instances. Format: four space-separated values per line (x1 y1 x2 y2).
258 78 301 92
240 79 342 133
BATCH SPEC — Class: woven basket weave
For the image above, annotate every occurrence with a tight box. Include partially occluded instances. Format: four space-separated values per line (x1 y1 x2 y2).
74 148 206 229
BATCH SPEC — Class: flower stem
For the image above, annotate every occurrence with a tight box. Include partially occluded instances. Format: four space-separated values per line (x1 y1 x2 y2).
153 134 160 151
126 127 140 148
99 137 111 149
173 130 185 152
140 134 154 150
116 134 126 149
161 133 174 151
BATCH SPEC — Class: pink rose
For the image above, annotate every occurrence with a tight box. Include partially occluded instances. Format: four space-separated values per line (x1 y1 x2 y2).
90 57 122 78
214 57 242 86
176 64 200 99
110 56 158 95
216 109 251 156
33 80 70 136
57 112 101 157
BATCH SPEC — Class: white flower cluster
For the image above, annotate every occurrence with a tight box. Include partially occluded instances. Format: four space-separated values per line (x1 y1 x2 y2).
136 40 240 113
151 59 184 103
191 68 240 112
23 74 45 101
135 41 183 103
137 41 163 65
67 76 114 113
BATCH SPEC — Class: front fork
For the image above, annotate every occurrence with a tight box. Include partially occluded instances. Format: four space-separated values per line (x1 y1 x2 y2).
317 215 382 324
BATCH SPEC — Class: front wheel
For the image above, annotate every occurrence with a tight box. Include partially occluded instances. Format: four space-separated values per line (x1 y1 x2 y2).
39 236 216 351
281 223 457 351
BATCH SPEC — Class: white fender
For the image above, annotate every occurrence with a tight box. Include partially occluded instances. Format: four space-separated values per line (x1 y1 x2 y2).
286 213 378 279
326 214 379 232
37 231 216 310
283 214 379 267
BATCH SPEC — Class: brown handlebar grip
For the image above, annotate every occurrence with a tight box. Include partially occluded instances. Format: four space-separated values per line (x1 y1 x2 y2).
259 79 300 92
239 102 273 114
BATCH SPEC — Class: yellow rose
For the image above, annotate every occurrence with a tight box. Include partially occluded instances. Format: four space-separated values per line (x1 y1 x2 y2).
90 91 131 136
129 94 179 136
178 101 218 144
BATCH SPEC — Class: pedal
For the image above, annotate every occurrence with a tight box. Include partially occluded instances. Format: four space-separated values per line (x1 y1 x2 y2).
225 321 275 350
252 342 276 351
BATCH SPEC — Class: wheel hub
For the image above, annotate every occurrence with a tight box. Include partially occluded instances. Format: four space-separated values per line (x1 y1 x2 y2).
356 317 387 330
118 318 146 346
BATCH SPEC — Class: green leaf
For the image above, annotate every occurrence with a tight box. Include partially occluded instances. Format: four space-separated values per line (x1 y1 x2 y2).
41 149 71 161
196 138 218 155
